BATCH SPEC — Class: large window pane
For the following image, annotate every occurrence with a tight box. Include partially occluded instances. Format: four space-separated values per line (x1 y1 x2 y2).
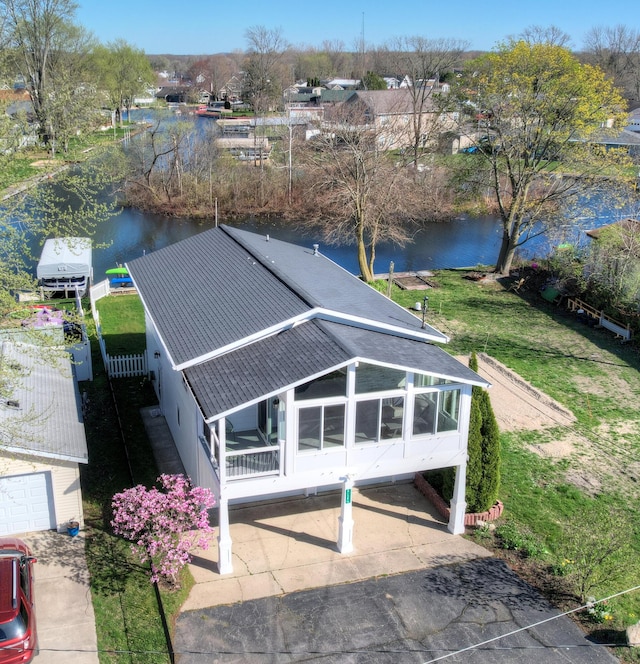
355 400 379 443
414 374 453 387
298 407 321 451
355 363 405 394
381 397 404 439
323 404 345 448
295 369 347 400
413 392 437 435
437 389 460 432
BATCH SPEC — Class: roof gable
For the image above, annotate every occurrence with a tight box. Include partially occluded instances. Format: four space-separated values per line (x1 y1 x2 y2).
185 319 487 420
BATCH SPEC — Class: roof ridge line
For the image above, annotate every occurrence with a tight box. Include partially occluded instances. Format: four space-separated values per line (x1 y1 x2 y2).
221 225 321 308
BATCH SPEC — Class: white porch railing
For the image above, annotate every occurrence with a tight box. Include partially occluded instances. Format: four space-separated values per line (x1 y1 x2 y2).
208 429 280 480
225 446 280 478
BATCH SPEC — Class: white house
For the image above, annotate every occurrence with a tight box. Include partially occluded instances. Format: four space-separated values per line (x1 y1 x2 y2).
127 226 488 574
0 339 88 535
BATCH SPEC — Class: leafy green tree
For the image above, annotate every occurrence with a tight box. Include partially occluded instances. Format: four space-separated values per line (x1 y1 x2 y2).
454 40 631 275
476 374 500 511
465 385 483 511
360 71 387 90
92 40 155 126
0 0 86 152
45 22 100 154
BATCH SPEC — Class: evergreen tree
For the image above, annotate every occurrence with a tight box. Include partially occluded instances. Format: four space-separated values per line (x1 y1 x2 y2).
478 382 501 510
467 352 501 512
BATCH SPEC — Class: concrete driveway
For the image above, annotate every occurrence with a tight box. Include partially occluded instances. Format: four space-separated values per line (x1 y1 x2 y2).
174 484 619 663
20 531 99 664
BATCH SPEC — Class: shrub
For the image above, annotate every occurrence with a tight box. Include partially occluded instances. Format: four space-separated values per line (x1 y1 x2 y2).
495 522 547 558
467 352 501 512
111 473 215 585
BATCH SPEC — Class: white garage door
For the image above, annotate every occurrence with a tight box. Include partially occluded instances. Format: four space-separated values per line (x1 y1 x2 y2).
0 472 56 535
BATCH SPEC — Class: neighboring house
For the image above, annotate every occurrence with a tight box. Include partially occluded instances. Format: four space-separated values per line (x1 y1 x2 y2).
284 88 355 122
338 89 456 151
324 78 360 90
0 340 88 536
127 226 488 574
155 86 189 103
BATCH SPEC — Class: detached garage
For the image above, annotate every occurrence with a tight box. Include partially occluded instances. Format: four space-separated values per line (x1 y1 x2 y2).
0 339 88 535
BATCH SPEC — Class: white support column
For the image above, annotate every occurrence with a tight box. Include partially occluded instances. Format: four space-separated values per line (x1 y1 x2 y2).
337 475 355 553
217 493 233 574
448 462 467 535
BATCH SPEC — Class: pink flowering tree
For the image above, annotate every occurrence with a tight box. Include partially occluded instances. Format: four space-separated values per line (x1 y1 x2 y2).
111 474 215 586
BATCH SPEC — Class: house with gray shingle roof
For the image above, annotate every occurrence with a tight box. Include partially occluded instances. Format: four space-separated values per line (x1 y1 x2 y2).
127 225 488 574
0 340 88 536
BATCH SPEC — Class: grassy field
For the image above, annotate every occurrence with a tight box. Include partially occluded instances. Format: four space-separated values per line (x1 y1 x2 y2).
88 275 640 661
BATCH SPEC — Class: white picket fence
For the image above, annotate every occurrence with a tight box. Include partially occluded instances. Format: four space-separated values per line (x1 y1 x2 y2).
91 279 149 379
106 349 148 378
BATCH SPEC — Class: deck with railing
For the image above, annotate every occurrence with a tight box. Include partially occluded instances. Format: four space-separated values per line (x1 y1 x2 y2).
205 429 281 481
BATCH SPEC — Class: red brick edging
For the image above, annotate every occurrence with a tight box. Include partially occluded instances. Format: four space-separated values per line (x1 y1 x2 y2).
414 473 504 527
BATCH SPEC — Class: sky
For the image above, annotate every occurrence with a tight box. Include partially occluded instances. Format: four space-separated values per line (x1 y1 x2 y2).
76 0 635 55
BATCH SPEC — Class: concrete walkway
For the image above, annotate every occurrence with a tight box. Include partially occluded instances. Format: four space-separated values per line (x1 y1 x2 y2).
140 406 491 611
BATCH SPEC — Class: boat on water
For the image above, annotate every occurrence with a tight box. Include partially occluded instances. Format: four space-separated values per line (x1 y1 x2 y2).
195 100 230 119
37 237 92 298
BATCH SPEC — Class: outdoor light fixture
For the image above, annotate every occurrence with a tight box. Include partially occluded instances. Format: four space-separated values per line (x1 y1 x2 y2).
154 351 161 359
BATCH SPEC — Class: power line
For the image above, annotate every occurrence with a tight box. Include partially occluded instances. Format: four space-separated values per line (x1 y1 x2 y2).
22 584 640 659
420 584 640 663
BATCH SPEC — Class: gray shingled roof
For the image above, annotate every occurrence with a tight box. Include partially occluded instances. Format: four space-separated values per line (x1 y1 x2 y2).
184 320 351 419
0 342 88 463
127 227 310 368
185 319 487 420
226 226 447 341
128 225 446 368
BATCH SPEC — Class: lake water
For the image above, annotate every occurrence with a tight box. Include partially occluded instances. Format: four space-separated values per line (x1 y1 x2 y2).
88 204 621 281
89 210 509 278
23 106 627 279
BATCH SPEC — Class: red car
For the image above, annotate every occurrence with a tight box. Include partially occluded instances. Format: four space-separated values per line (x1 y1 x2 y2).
0 539 37 663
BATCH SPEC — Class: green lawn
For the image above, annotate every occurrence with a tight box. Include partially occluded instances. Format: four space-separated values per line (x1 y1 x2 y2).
95 295 146 355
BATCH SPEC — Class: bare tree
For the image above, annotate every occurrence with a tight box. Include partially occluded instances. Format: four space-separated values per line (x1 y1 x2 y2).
516 25 572 48
583 24 640 101
188 54 236 99
243 25 290 113
384 36 469 166
299 99 419 282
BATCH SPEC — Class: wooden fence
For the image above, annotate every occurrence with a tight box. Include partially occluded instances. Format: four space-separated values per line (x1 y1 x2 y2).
566 297 632 342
